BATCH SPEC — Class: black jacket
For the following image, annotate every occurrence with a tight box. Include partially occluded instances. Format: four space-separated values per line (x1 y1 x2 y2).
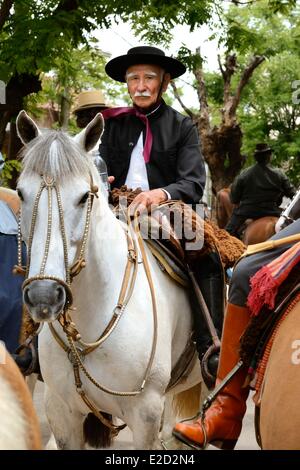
99 101 206 204
230 162 295 217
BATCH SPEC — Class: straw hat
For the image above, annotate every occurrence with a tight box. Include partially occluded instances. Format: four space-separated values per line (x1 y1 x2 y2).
105 46 186 83
73 90 109 113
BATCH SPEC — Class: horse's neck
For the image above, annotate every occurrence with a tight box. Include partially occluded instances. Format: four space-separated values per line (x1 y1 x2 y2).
71 201 128 339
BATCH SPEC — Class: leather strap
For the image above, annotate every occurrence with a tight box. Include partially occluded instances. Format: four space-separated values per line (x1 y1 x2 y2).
241 233 300 257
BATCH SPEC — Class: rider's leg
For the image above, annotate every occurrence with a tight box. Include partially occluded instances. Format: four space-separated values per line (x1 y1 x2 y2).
173 302 250 449
173 219 300 449
12 335 40 376
191 251 225 386
225 210 246 237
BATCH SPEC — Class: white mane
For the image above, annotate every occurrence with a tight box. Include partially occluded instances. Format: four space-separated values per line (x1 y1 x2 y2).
20 130 93 183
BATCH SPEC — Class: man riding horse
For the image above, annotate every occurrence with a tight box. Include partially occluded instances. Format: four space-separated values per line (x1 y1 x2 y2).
15 46 226 387
226 143 295 237
100 45 225 384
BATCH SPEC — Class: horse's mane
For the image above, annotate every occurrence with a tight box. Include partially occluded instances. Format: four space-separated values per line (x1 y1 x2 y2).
20 130 93 182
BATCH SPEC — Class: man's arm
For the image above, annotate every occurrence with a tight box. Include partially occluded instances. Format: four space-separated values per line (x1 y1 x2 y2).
161 119 206 204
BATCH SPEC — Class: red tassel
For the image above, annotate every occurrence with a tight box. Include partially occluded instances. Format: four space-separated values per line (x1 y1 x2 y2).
247 266 279 316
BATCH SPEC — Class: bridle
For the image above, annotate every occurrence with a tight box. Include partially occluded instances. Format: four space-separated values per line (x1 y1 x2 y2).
16 175 96 308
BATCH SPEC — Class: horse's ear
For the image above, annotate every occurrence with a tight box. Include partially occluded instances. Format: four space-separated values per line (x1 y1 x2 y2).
74 113 104 153
16 110 41 145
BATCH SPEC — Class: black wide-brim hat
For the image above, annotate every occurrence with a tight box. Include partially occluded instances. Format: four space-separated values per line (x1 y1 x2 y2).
254 143 272 155
105 46 186 82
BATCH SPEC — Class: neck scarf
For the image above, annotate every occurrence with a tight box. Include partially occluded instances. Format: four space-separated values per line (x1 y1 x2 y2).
102 106 158 163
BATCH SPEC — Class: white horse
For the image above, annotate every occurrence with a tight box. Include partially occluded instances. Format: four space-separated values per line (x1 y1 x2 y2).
16 110 203 450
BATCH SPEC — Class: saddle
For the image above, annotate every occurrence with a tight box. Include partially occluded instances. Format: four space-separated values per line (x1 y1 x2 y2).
111 186 246 278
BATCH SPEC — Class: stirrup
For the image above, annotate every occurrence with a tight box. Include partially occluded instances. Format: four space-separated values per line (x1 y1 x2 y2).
13 340 39 376
200 343 220 390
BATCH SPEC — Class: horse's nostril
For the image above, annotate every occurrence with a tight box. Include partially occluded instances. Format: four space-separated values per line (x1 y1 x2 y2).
23 286 33 307
55 285 65 304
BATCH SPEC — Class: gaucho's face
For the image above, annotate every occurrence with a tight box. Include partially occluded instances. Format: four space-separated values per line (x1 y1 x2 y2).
126 64 170 110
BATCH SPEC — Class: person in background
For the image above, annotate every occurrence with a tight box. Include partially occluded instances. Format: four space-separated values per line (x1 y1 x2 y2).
74 90 111 193
226 143 295 237
73 89 110 129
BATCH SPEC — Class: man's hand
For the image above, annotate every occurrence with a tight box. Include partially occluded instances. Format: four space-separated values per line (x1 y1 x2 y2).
108 176 115 184
129 189 168 215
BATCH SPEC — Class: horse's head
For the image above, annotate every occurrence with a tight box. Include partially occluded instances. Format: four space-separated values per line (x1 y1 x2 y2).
16 110 104 322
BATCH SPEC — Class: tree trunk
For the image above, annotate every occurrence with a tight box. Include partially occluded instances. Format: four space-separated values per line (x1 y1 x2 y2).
7 122 23 188
191 53 265 194
0 73 41 188
59 87 71 129
198 123 246 193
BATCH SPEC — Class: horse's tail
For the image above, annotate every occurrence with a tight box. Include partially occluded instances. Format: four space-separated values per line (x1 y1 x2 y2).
172 382 202 419
83 413 114 448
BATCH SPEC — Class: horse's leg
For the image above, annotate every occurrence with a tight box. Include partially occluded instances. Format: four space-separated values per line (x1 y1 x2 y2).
160 394 176 443
127 390 165 450
45 432 58 450
44 386 84 450
26 373 38 397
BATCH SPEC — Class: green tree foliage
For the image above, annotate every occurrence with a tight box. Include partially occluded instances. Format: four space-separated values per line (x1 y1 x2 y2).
0 0 222 185
1 0 299 188
225 0 300 186
24 44 129 132
0 158 21 186
0 0 221 84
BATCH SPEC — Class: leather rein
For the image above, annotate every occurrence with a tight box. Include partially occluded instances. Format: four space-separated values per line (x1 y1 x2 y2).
15 175 158 435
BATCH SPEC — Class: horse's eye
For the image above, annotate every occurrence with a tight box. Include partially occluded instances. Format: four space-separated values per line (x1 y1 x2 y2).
17 189 24 201
78 192 89 205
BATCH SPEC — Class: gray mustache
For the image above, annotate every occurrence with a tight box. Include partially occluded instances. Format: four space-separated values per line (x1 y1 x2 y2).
134 91 151 97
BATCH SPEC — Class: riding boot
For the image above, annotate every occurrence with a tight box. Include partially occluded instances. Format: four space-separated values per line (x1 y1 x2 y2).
12 335 40 376
191 252 225 387
226 211 246 238
173 303 250 450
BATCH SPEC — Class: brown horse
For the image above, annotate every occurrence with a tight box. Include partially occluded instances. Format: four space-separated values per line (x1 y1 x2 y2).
242 216 278 245
216 188 233 229
0 348 41 449
216 188 277 245
259 293 300 449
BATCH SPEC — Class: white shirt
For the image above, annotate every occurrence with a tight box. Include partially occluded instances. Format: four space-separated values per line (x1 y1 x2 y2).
125 132 149 191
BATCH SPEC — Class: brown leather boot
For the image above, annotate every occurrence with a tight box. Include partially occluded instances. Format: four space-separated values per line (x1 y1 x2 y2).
173 303 250 450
